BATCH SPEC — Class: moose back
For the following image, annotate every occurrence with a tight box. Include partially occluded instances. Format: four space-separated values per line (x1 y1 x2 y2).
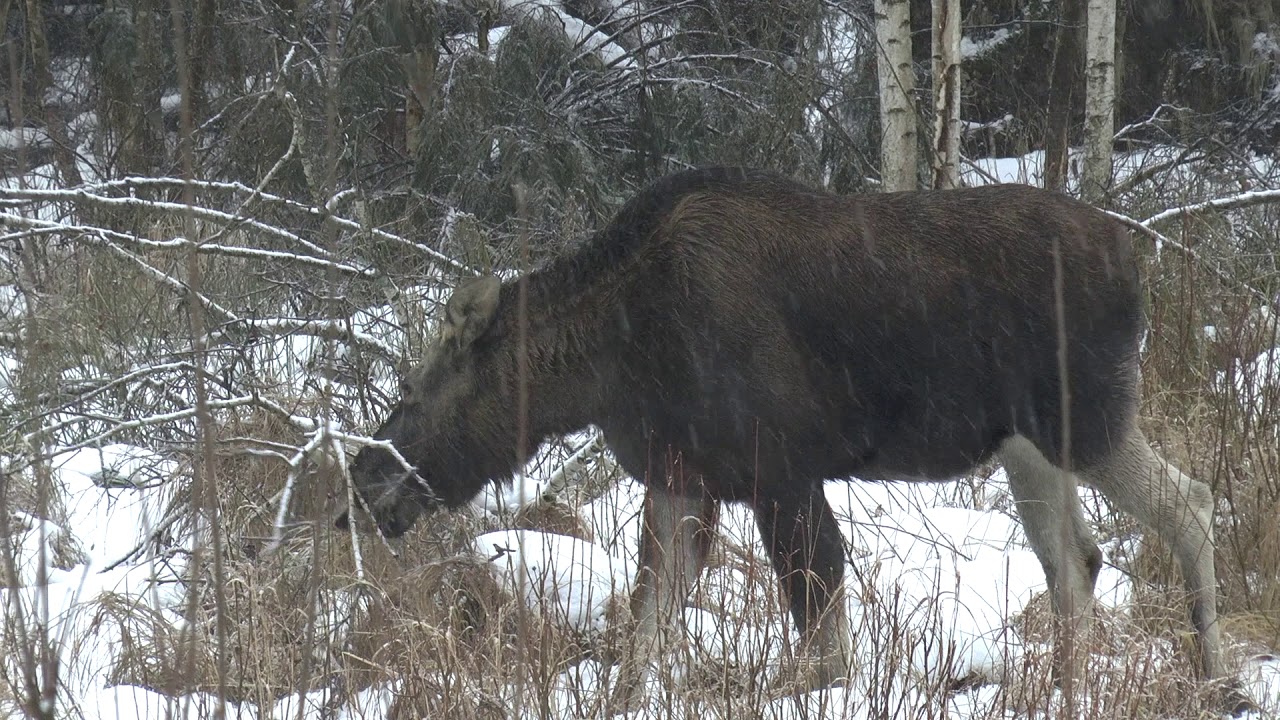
338 168 1238 710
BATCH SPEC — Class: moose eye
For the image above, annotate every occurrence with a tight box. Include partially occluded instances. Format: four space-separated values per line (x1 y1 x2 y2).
398 380 413 401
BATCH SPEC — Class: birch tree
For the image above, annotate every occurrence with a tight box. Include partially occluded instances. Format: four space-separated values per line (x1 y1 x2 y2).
875 0 917 192
931 0 961 189
1082 0 1117 202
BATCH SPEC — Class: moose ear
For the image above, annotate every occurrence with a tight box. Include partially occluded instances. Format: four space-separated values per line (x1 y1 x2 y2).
444 275 501 348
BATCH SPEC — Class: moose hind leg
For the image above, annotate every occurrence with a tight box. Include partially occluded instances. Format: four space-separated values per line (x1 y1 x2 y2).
754 486 852 690
998 435 1102 683
1078 428 1233 696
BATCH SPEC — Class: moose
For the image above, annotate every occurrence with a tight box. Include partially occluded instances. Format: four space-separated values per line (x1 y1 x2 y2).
338 167 1246 711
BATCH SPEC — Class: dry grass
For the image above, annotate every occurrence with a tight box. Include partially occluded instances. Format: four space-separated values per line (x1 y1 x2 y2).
1 166 1276 719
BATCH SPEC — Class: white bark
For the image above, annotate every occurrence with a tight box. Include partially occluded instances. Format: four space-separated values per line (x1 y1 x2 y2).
875 0 917 192
1083 0 1117 202
931 0 962 189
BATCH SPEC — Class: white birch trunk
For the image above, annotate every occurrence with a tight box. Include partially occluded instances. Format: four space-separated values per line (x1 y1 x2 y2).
1082 0 1117 202
931 0 962 189
875 0 917 192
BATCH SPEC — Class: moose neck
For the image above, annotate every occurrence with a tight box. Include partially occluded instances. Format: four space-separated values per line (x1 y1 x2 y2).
481 277 620 465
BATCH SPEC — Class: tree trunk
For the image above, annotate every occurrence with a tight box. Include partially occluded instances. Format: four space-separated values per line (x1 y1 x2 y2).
874 0 917 192
930 0 961 189
1082 0 1116 202
1043 0 1084 191
24 0 82 187
187 0 219 124
403 48 438 157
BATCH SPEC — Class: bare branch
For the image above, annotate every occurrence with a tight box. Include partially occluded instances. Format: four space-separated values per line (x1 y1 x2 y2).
1104 208 1274 307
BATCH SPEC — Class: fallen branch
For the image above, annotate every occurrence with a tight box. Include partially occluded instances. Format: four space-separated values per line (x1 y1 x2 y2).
543 431 609 501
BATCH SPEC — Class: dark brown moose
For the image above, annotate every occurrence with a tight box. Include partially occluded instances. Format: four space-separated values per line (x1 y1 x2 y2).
339 167 1245 712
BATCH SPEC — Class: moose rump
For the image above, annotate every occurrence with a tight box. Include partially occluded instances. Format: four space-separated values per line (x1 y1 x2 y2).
340 168 1237 712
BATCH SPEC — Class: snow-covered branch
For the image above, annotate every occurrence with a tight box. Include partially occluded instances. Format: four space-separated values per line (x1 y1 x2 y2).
542 431 607 500
219 317 398 363
261 420 426 562
267 423 336 550
0 186 328 258
94 240 240 322
58 177 469 273
0 212 374 277
1140 189 1280 227
1113 103 1185 143
29 395 260 453
40 361 198 414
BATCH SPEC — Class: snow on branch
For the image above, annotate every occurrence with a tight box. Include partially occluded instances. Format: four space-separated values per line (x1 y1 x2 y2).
0 186 327 257
960 27 1018 60
29 395 260 454
39 361 198 414
61 176 470 273
263 422 424 563
221 317 398 363
94 240 240 322
1 216 403 364
1105 209 1274 307
1093 189 1280 309
267 422 337 551
119 248 243 321
0 212 374 277
542 431 606 500
1113 103 1186 143
1140 189 1280 227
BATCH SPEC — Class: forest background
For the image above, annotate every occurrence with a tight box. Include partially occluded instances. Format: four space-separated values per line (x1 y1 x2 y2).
1 1 1280 718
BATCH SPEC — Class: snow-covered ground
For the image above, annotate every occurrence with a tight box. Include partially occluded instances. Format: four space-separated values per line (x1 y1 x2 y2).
6 438 1280 719
2 148 1278 718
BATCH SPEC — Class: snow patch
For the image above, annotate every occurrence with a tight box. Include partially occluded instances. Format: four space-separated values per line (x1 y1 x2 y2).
476 528 629 634
961 28 1016 60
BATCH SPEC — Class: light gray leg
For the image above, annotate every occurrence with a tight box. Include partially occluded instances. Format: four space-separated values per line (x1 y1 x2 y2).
1077 428 1225 684
610 483 717 711
998 435 1102 685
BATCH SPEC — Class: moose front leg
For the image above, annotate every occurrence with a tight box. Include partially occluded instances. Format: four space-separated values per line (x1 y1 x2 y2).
610 482 718 712
754 486 852 691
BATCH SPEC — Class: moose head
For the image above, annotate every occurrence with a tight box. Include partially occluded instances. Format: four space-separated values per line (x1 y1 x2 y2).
337 276 505 538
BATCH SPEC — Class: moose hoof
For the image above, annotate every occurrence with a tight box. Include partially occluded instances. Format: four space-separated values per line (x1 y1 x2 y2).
781 654 850 697
605 685 642 717
1220 681 1257 717
606 665 658 717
